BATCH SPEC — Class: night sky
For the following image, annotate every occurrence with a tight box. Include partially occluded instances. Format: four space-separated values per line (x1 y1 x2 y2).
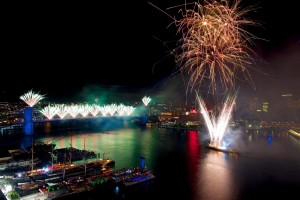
1 0 299 102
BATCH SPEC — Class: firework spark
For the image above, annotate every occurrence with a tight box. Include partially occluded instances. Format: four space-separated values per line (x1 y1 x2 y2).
56 104 69 119
108 104 117 116
89 104 100 117
78 104 90 117
40 104 58 120
117 104 126 116
197 93 236 148
124 106 135 115
165 0 258 93
69 105 80 118
142 96 151 106
20 89 45 107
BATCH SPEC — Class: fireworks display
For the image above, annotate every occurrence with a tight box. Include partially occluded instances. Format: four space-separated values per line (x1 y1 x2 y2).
56 104 69 119
142 96 151 106
39 103 136 120
78 104 90 117
40 104 58 120
108 104 117 116
117 104 126 116
153 0 258 149
20 89 45 107
197 93 236 148
99 105 110 116
68 105 81 118
170 0 257 93
124 106 135 115
89 104 100 117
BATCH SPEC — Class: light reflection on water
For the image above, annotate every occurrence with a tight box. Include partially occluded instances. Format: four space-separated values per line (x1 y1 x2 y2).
37 129 149 170
198 151 234 200
3 123 300 200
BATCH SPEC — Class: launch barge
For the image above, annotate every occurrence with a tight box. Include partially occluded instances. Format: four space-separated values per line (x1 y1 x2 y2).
206 144 238 154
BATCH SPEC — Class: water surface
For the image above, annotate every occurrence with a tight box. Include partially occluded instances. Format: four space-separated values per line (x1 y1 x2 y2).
2 122 300 200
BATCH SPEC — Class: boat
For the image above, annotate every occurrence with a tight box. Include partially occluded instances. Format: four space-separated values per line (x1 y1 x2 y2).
123 170 155 186
27 158 115 181
206 143 238 154
111 167 155 186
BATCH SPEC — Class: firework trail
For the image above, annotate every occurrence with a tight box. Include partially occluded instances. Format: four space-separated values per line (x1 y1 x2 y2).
150 0 259 149
20 89 45 107
197 93 236 148
152 0 258 94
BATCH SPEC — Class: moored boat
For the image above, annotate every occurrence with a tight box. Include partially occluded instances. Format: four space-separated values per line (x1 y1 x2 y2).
111 167 155 186
123 170 155 186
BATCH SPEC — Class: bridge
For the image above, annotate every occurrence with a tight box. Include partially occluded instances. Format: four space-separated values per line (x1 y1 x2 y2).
17 90 151 136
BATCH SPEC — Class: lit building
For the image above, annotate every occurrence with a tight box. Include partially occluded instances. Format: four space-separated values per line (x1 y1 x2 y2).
262 102 269 112
158 112 173 122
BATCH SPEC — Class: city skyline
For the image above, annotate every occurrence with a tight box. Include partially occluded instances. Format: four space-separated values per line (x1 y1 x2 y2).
1 0 299 101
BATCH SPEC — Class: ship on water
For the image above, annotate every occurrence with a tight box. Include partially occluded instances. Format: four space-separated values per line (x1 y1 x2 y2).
111 167 155 186
206 143 238 154
111 155 155 187
123 169 155 186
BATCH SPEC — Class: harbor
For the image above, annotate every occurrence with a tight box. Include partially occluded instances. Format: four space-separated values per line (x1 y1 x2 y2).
1 162 155 200
0 142 155 200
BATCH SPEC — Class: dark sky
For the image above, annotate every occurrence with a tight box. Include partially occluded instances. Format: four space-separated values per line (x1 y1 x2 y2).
1 0 299 102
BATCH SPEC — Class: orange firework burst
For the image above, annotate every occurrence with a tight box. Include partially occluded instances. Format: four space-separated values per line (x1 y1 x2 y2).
169 0 258 94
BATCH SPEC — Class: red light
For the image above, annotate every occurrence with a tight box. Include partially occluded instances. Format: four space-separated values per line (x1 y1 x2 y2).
191 109 197 114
